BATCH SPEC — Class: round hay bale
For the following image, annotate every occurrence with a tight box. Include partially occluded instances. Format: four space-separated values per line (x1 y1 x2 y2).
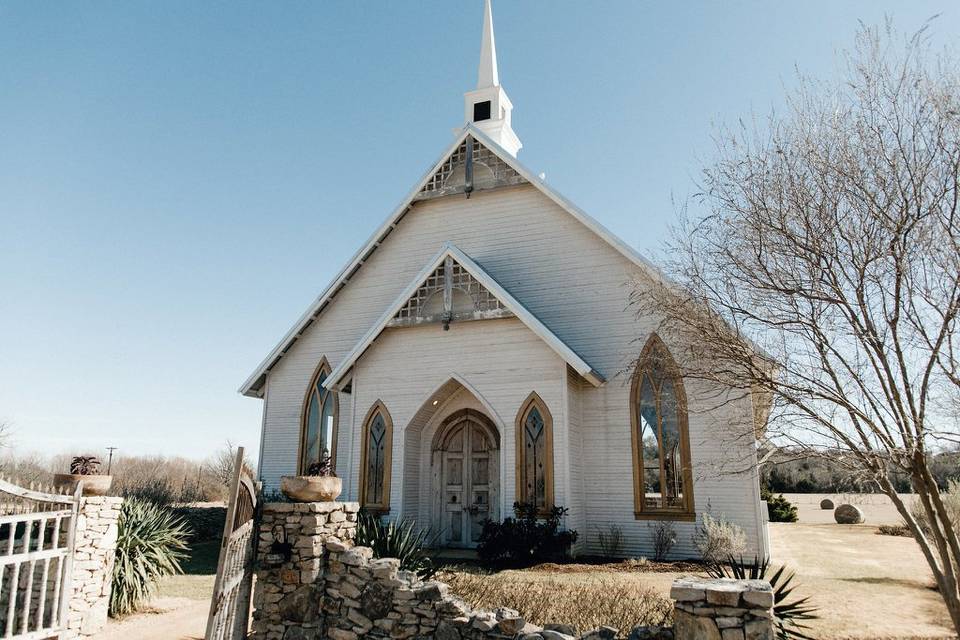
834 503 864 524
820 498 835 510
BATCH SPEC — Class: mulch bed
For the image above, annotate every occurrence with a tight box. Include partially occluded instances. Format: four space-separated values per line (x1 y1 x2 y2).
526 559 704 574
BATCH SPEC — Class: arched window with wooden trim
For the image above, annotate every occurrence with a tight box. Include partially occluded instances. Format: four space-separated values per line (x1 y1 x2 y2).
359 401 393 513
299 359 339 475
630 334 695 519
515 392 554 512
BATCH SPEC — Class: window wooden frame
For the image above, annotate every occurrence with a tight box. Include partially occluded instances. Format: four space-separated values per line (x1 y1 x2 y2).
298 357 339 475
514 392 554 513
630 334 695 520
359 400 393 514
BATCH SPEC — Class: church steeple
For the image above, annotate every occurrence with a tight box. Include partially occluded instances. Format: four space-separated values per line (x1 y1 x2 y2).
477 0 499 88
463 0 522 157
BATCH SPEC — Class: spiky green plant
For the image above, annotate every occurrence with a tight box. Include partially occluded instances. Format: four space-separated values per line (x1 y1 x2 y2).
356 510 438 579
707 556 818 640
110 498 190 617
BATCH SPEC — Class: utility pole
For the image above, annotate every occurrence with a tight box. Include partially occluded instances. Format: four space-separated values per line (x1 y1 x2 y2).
105 447 118 475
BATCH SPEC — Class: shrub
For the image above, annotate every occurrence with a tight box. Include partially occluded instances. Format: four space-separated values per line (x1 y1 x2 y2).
439 569 672 633
110 498 190 617
877 524 912 537
356 511 437 579
596 524 623 558
649 521 678 561
707 556 818 640
762 489 799 523
477 503 578 568
693 511 746 563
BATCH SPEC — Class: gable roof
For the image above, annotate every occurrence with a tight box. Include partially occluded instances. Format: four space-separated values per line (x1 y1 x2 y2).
324 243 605 391
239 125 666 397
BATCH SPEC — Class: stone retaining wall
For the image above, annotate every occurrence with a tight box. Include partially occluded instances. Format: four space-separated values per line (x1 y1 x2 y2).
251 501 775 640
66 495 123 638
670 578 774 640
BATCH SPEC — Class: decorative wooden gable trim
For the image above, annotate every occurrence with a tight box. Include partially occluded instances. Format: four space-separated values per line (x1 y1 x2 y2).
388 255 513 329
324 243 605 391
415 135 526 201
240 124 662 398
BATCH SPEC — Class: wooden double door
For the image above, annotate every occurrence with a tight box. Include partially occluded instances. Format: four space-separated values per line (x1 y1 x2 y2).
433 410 500 548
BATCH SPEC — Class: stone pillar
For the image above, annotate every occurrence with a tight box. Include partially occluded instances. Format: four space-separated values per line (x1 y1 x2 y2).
66 495 123 638
670 577 775 640
251 501 359 640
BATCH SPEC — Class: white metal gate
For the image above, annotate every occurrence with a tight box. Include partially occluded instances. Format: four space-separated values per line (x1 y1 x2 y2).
0 477 81 640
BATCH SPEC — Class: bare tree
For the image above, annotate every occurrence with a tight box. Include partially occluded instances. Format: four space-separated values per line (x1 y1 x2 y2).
632 23 960 632
207 440 255 489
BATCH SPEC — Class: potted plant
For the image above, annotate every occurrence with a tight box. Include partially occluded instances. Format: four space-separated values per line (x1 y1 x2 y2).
53 455 114 496
280 451 341 502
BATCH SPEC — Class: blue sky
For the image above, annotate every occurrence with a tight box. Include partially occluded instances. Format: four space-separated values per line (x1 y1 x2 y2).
0 1 956 461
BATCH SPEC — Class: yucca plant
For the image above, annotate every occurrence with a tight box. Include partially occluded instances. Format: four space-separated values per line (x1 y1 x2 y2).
707 556 818 640
356 510 438 579
110 498 191 617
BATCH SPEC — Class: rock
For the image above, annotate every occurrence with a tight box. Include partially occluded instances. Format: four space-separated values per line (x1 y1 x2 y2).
670 578 707 602
833 503 864 524
498 616 527 635
581 626 618 640
819 498 834 510
494 606 521 620
741 586 774 609
282 627 320 640
544 623 579 636
520 634 545 640
415 582 447 602
360 581 393 620
436 620 462 640
705 583 743 607
542 630 576 640
628 625 672 640
721 629 745 640
278 585 319 623
744 619 773 640
674 611 721 640
328 628 358 640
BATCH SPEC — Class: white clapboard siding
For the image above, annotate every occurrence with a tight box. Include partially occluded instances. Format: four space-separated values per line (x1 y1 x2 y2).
257 181 768 559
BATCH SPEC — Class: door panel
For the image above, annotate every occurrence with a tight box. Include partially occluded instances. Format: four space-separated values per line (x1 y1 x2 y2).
437 416 499 548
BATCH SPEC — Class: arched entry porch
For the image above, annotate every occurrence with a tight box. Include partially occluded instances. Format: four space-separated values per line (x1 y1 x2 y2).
402 376 503 548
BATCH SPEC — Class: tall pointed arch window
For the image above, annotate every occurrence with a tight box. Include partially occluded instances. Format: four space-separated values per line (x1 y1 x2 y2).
630 335 695 519
515 393 554 512
359 401 393 513
300 359 339 474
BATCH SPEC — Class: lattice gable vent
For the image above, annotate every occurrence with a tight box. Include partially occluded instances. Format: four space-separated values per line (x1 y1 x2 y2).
388 256 513 329
415 136 526 201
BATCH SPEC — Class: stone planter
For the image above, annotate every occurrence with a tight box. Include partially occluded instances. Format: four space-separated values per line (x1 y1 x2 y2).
280 475 342 502
53 473 114 497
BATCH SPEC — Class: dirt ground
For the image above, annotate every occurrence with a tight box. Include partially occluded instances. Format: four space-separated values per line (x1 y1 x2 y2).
100 493 954 640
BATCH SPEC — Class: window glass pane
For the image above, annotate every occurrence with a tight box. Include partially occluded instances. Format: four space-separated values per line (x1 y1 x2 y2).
303 390 321 471
365 413 387 505
638 376 661 509
523 407 546 509
320 391 335 458
660 379 684 508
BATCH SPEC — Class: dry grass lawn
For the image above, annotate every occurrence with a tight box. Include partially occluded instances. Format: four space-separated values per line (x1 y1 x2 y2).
100 493 957 640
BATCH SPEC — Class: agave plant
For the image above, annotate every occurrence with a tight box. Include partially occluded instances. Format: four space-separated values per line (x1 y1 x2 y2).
305 450 336 477
707 556 818 640
356 510 438 579
70 455 102 475
110 498 191 617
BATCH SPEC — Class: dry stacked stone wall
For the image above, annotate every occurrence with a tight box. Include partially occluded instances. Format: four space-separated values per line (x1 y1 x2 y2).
251 501 775 640
669 578 774 640
66 495 123 638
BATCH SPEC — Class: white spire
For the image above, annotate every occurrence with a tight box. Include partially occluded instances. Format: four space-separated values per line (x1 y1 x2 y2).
477 0 499 89
462 0 522 156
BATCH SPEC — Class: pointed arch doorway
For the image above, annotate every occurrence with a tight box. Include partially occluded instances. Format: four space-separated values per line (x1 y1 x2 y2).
431 409 500 548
